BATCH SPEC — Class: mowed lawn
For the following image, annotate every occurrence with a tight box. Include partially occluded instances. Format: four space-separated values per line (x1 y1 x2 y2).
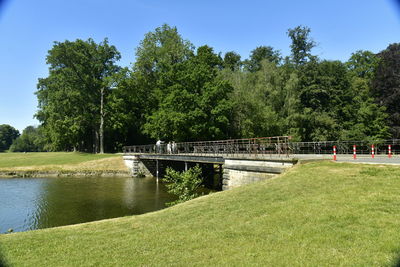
0 152 128 173
0 152 120 168
2 161 400 266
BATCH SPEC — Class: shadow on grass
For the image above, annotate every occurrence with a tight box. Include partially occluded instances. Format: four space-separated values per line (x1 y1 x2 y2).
0 247 9 267
392 254 400 267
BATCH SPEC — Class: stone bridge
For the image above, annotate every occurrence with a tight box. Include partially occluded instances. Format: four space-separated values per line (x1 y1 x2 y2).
123 137 295 190
123 137 400 190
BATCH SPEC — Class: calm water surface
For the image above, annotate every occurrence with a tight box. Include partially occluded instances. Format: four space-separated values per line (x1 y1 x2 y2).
0 176 176 233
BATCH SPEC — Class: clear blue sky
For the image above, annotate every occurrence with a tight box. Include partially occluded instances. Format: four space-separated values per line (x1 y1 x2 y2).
1 0 400 132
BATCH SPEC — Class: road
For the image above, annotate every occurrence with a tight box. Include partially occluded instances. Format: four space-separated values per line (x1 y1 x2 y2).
292 154 400 165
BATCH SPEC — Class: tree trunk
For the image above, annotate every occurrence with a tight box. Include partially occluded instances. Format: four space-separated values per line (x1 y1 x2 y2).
99 87 104 154
94 130 99 153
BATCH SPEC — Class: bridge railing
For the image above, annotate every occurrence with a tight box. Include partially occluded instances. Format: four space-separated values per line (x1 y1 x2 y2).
289 139 400 155
123 136 291 156
123 138 400 156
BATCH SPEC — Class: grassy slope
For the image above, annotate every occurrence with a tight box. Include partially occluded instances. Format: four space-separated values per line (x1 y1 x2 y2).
0 152 126 172
2 161 400 266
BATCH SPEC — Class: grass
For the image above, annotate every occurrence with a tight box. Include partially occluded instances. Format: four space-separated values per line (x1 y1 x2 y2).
2 161 400 266
0 152 127 173
0 152 119 168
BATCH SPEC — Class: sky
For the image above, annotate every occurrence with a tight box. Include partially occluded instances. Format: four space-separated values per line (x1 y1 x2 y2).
0 0 400 132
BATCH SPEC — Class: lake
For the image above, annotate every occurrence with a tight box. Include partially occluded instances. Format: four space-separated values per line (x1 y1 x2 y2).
0 176 176 233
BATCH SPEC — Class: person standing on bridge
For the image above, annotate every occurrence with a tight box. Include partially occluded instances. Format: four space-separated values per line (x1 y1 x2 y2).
167 142 172 154
156 139 162 153
172 141 177 154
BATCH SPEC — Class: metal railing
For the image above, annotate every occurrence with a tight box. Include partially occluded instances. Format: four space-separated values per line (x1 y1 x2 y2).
289 139 400 155
123 136 291 156
123 137 400 157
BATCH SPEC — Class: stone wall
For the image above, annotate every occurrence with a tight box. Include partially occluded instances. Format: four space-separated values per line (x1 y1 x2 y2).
222 158 294 190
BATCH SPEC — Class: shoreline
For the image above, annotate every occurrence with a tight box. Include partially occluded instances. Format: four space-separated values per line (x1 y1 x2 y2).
0 170 131 178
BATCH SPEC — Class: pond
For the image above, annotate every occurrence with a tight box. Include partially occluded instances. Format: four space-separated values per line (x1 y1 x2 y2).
0 176 176 233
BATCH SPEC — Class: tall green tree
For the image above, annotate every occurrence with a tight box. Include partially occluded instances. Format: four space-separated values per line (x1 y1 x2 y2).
296 60 352 141
223 51 241 71
133 24 194 116
287 26 316 67
225 60 298 138
243 46 281 72
35 38 121 152
0 124 19 151
143 45 233 141
342 51 389 140
104 68 151 151
372 43 400 138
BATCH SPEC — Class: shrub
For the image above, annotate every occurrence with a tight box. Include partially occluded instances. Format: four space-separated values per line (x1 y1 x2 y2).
164 165 203 206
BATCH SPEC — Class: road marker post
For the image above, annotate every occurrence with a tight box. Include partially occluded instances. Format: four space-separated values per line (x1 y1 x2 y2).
389 145 392 158
333 145 337 161
371 144 375 159
353 145 357 160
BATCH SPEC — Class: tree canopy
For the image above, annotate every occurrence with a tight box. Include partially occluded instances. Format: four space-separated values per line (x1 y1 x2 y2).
35 38 121 152
9 126 46 152
0 124 19 152
372 43 400 138
27 24 397 152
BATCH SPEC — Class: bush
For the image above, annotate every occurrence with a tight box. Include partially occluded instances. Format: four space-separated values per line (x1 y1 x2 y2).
164 165 203 206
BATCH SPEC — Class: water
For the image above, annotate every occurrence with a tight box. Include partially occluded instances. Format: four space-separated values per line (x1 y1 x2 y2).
0 176 176 233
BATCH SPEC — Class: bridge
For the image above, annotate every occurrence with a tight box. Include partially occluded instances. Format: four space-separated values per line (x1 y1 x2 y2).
123 137 400 190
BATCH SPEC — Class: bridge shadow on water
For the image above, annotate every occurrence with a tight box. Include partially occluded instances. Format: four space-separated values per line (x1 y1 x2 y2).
141 159 222 191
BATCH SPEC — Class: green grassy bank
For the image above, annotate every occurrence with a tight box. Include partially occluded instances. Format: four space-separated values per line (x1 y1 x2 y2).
2 161 400 266
0 152 128 177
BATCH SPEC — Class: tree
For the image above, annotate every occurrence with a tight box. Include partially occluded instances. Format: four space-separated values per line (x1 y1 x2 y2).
35 38 121 152
372 43 400 138
287 26 316 66
134 25 232 141
142 45 233 141
244 46 281 72
342 51 389 140
0 124 19 152
164 165 203 206
9 126 46 152
296 60 352 141
346 50 379 80
223 51 241 71
104 68 152 151
134 24 194 115
224 59 299 139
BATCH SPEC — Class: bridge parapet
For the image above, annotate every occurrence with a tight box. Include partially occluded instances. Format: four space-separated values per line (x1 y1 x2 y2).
124 138 400 157
123 136 291 156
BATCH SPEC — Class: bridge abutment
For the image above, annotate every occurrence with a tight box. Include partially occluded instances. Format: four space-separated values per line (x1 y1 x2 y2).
222 159 294 190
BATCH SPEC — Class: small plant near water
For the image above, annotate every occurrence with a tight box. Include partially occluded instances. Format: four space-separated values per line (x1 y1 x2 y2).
164 165 203 206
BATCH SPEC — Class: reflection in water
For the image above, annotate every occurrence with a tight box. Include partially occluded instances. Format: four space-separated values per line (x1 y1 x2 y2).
123 178 135 209
0 177 176 233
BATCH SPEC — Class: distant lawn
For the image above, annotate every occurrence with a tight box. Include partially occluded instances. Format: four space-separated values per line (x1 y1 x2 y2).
0 152 119 168
0 152 128 173
2 161 400 266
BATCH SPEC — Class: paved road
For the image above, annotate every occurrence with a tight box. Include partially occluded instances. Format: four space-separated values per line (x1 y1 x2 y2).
127 152 400 165
292 154 400 165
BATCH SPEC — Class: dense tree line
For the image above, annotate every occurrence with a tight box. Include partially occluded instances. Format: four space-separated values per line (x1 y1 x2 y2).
0 124 19 151
3 24 399 152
